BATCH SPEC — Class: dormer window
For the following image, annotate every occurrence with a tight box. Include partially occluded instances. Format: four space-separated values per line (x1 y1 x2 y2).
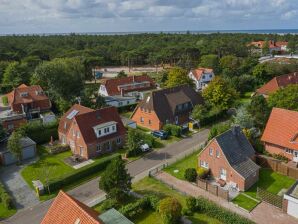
20 92 28 97
98 130 101 136
93 121 117 138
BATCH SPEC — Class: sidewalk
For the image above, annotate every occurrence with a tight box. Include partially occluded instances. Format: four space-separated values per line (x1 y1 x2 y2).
154 172 298 224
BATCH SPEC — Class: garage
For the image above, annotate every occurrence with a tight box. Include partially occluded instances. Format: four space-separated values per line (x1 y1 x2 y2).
0 137 36 166
284 181 298 219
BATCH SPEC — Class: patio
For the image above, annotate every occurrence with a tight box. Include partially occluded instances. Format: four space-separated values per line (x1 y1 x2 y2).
207 178 239 200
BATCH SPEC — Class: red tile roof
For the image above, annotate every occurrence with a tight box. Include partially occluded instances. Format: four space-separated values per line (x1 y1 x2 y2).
248 40 288 49
6 84 51 109
190 68 214 80
261 108 298 151
41 190 102 224
256 72 298 96
102 74 155 96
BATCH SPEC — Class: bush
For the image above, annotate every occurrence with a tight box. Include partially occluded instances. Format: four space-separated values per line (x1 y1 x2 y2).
195 197 254 224
186 197 197 212
163 124 181 137
46 154 120 193
184 168 197 182
47 144 70 154
119 197 149 219
158 197 182 224
2 96 8 106
144 194 160 211
197 167 209 179
99 198 119 212
0 183 14 209
208 122 230 140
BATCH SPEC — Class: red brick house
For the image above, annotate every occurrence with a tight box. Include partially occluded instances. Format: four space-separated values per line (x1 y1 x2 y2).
256 72 298 97
58 104 126 160
131 85 204 131
261 108 298 161
41 190 103 224
198 126 259 191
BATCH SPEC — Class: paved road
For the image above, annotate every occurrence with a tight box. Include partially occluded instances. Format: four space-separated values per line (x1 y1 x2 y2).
3 129 209 224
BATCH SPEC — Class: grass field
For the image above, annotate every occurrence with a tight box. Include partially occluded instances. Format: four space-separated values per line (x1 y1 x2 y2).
0 204 16 219
163 151 199 180
232 193 259 212
132 177 222 224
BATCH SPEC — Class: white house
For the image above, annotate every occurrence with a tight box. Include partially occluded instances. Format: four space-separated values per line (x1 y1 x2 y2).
104 95 137 108
284 181 298 219
188 68 215 91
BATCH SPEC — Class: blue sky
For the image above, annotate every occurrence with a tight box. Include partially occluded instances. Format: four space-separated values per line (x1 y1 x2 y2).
0 0 298 34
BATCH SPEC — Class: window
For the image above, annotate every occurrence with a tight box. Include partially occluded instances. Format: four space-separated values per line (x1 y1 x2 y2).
200 160 209 169
220 168 227 180
209 74 212 78
7 124 14 130
104 127 110 133
64 122 67 129
116 138 121 144
209 148 213 156
72 129 76 137
202 75 205 79
96 144 101 152
118 102 123 106
112 125 115 131
286 148 294 154
74 218 81 224
140 117 144 123
216 150 220 158
148 120 152 125
178 104 183 110
98 130 101 136
77 131 80 138
127 101 130 105
175 116 178 124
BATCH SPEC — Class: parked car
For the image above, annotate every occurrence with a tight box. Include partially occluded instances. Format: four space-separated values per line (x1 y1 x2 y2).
140 143 150 152
151 130 168 140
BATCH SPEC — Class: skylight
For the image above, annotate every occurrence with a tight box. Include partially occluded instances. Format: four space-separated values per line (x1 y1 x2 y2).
67 110 79 120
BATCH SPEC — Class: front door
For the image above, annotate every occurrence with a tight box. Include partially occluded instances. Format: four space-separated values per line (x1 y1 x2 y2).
220 168 227 181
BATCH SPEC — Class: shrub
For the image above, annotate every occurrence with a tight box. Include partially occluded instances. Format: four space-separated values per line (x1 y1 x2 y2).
186 197 197 212
158 197 182 224
2 96 8 106
208 122 230 140
99 198 119 212
144 194 160 211
46 154 120 193
47 144 70 154
119 197 149 219
0 183 14 209
184 168 197 182
195 197 254 224
163 124 181 137
197 167 209 179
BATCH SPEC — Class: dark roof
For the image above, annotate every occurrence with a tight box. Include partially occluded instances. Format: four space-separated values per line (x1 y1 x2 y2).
136 85 203 123
102 75 155 96
74 107 126 145
215 127 259 179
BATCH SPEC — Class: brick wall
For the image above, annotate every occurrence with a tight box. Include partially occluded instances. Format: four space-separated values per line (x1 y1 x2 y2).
2 118 27 132
131 107 161 130
264 143 294 160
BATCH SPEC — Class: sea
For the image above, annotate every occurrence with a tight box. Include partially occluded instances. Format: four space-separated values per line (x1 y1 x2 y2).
1 29 298 36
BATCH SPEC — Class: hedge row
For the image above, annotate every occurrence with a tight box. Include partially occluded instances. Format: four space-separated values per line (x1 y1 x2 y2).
200 110 227 127
194 197 254 224
46 154 120 193
163 124 182 137
0 183 14 209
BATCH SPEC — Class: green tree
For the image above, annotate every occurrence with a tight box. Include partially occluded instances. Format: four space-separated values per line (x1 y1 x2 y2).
220 55 241 77
158 197 182 224
0 124 7 140
202 77 239 110
267 85 298 111
191 104 208 121
287 40 297 53
2 62 30 90
165 67 193 88
262 40 270 55
7 131 23 163
233 106 254 129
252 63 274 84
247 95 270 129
99 157 132 202
199 54 220 73
126 128 143 154
117 70 127 78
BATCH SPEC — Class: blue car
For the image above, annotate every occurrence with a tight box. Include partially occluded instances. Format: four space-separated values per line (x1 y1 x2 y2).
151 130 168 140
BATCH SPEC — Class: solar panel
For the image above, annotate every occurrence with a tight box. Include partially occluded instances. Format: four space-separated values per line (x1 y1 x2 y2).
66 110 79 119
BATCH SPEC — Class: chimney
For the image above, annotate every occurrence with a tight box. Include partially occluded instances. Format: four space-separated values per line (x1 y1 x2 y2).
232 125 241 136
132 75 135 83
120 88 124 96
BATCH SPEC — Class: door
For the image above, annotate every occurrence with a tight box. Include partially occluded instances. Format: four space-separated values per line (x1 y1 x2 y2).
22 146 36 160
220 168 227 181
3 152 17 165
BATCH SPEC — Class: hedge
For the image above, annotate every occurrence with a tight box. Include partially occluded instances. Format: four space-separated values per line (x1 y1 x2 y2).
1 96 8 106
200 110 227 127
163 124 181 137
195 197 254 224
0 183 14 209
46 154 120 193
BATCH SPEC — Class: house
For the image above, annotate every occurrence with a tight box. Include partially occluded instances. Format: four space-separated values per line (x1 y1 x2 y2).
283 180 298 219
58 104 126 160
131 85 204 131
104 95 137 108
0 137 36 166
248 40 288 54
98 74 156 100
256 72 298 97
261 108 298 161
188 68 215 91
41 190 134 224
1 84 52 131
198 126 259 191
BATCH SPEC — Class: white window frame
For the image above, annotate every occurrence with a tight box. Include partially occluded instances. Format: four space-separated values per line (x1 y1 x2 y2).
216 150 220 158
200 160 209 169
96 144 101 152
286 148 294 154
209 148 213 156
116 138 121 144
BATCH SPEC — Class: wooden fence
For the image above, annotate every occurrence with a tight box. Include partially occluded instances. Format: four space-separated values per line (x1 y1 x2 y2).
256 155 298 179
197 178 229 201
257 187 283 209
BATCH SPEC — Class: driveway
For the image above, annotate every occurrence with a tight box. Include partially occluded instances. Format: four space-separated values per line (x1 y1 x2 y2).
3 129 209 224
0 163 39 209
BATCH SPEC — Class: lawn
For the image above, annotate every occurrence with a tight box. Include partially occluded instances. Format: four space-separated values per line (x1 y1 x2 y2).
245 168 296 199
121 111 133 118
132 177 222 224
239 92 253 105
0 204 16 219
163 151 199 180
232 193 259 212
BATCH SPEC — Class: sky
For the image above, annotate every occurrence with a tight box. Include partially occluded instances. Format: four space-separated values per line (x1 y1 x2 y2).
0 0 298 34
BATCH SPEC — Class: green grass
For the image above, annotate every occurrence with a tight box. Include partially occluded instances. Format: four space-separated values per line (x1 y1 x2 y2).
232 193 259 212
121 111 133 118
239 91 253 105
0 204 16 219
163 151 199 180
245 168 296 199
132 177 222 224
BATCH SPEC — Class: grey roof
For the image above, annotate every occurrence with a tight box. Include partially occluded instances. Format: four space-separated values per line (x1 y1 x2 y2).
286 180 298 199
0 137 36 153
138 85 204 123
98 208 134 224
121 116 136 126
215 127 259 179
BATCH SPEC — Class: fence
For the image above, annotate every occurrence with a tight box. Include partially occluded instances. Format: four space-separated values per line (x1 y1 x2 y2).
256 155 298 179
197 178 229 201
257 187 283 209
